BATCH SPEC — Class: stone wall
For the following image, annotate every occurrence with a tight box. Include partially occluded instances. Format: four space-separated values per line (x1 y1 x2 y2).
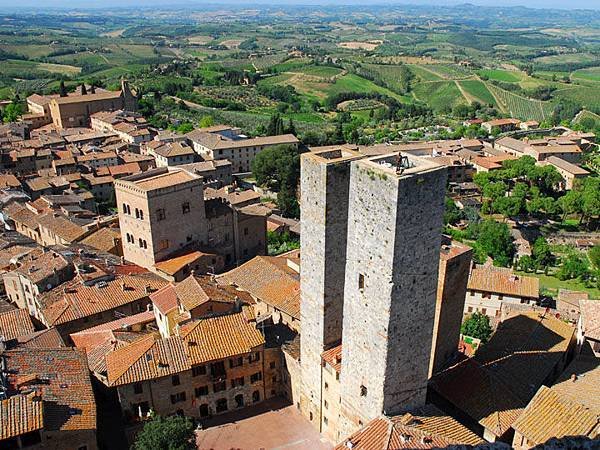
429 243 473 376
299 150 362 430
339 155 447 437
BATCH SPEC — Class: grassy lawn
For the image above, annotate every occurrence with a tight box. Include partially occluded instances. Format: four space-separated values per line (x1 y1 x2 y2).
477 69 522 82
515 270 600 300
458 79 497 106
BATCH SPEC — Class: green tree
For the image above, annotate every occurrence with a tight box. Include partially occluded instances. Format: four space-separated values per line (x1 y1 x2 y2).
444 197 461 225
176 122 194 134
251 145 301 218
2 103 24 123
199 115 214 128
474 220 515 267
134 415 195 450
557 253 590 281
81 83 87 95
589 246 600 270
518 255 535 272
532 237 553 269
267 113 285 135
461 312 492 343
59 80 67 97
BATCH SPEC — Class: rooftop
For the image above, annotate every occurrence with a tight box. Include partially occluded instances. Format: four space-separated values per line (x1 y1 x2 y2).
0 308 35 341
105 308 263 386
3 348 96 434
39 272 166 326
119 168 200 192
468 266 539 298
218 255 300 319
336 405 484 450
430 311 575 438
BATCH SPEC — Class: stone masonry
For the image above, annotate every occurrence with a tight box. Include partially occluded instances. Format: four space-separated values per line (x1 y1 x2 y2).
429 239 473 377
338 153 447 437
299 148 363 430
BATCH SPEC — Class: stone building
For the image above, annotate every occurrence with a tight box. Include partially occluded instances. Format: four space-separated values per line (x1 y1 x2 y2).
429 238 473 377
298 148 363 431
338 153 446 438
186 127 299 173
104 309 269 422
3 250 73 316
115 167 267 276
465 266 539 320
48 81 137 129
430 311 576 443
115 168 209 268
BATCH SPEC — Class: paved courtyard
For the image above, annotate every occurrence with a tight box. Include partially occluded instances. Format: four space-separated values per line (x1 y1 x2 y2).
196 398 333 450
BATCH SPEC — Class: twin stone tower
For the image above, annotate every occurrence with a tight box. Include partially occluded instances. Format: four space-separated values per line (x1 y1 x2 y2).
299 148 447 441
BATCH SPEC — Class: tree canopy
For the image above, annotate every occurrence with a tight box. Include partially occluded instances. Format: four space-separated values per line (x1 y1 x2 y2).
461 312 492 343
251 144 301 218
470 219 515 267
134 415 195 450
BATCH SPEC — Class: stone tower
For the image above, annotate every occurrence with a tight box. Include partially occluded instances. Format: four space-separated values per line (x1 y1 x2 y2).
338 153 447 436
300 148 363 428
429 238 473 377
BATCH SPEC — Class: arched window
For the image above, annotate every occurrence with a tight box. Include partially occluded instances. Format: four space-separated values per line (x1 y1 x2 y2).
252 390 260 403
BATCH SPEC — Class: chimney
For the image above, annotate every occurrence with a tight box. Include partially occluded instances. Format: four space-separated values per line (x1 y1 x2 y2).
121 281 127 292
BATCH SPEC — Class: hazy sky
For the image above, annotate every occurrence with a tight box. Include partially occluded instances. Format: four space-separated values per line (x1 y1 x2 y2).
0 0 598 10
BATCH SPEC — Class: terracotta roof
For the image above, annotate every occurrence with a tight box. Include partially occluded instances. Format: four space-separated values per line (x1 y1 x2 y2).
430 311 575 438
77 151 117 163
484 118 521 127
580 299 600 341
322 344 342 373
513 386 600 445
545 156 589 175
4 348 96 433
0 308 35 340
218 256 300 319
154 250 209 276
0 393 44 440
187 131 299 150
336 405 484 450
468 267 539 299
180 308 264 365
53 90 122 105
153 142 195 158
0 174 21 189
0 244 37 269
12 328 65 349
128 169 198 191
70 310 155 351
15 250 71 285
5 203 39 230
80 227 120 253
40 273 166 326
106 309 263 386
150 284 179 315
36 213 88 242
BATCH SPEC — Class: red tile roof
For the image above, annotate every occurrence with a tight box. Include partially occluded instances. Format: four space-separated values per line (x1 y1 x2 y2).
0 308 35 340
0 393 44 440
106 309 263 386
4 348 96 433
218 256 300 319
335 405 484 450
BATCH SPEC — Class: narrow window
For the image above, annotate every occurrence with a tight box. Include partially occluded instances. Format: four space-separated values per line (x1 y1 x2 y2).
358 274 365 291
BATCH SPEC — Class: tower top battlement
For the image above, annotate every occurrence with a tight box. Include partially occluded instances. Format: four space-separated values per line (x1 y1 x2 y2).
302 148 363 165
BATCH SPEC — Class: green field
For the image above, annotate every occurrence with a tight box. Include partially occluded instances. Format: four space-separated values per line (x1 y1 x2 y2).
412 80 467 112
477 69 522 82
571 67 600 82
0 59 81 76
407 64 444 81
552 86 600 111
418 64 471 79
457 80 497 106
293 65 344 77
486 83 554 121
